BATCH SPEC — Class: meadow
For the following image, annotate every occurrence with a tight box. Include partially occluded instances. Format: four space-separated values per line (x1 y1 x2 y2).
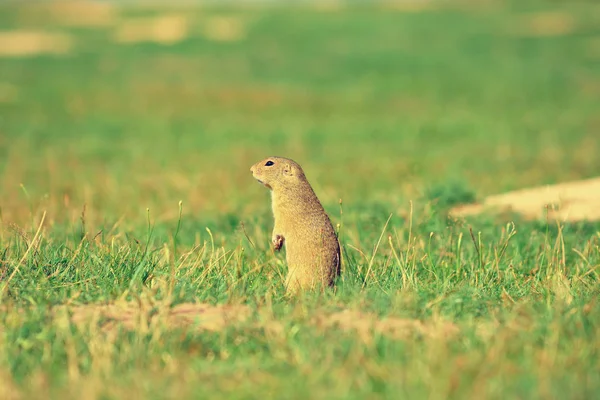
0 1 599 398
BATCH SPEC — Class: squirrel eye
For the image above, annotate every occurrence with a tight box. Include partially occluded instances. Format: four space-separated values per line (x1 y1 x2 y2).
265 161 274 166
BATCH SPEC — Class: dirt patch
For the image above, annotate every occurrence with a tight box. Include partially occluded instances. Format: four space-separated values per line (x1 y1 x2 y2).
202 16 246 42
113 15 189 45
47 1 117 27
511 11 576 37
16 1 117 29
313 310 459 343
46 301 460 342
450 177 600 222
62 301 252 333
0 30 73 57
0 369 20 400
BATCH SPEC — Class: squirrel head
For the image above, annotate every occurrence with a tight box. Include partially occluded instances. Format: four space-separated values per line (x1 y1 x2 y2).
250 156 306 191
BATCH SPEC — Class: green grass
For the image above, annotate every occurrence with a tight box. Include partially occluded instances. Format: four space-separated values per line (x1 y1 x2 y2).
0 1 599 399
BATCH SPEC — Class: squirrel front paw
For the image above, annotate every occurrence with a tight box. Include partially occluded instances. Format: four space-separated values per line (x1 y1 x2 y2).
272 234 284 251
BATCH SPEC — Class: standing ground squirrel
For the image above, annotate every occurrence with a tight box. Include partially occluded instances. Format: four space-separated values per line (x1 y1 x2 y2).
250 156 341 294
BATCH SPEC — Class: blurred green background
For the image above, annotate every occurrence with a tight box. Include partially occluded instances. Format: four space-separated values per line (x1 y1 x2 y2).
0 1 599 399
1 0 598 233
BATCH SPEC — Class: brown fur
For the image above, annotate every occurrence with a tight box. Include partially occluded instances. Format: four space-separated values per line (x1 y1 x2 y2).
250 156 341 294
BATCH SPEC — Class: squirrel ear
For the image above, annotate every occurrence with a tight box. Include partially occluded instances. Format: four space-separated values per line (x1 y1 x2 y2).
283 163 294 176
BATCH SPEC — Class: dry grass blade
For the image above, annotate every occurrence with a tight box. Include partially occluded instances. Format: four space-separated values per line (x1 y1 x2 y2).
362 213 393 289
0 211 46 301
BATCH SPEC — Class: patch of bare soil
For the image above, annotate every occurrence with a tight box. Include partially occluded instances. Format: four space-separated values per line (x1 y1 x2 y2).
113 15 189 45
0 369 20 400
312 310 459 344
46 301 459 342
0 30 72 57
510 11 576 37
450 177 600 222
46 1 117 27
62 301 252 333
202 16 246 42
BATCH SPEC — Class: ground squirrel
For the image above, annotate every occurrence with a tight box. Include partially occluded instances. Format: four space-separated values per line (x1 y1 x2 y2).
250 156 341 294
